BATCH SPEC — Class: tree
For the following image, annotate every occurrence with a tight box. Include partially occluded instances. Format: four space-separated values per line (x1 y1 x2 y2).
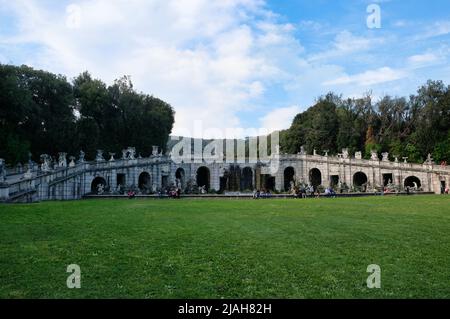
282 94 339 154
0 64 175 164
364 126 381 158
281 82 450 164
0 64 76 163
410 80 450 158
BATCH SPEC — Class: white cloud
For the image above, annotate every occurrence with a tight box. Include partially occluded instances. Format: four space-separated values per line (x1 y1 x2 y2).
308 31 385 62
419 21 450 39
2 0 448 140
407 53 440 67
393 20 407 27
259 105 301 132
1 0 309 138
323 67 407 86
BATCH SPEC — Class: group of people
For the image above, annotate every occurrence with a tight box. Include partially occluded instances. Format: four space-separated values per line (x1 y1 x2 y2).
156 188 182 199
294 186 336 199
253 190 273 199
167 188 182 199
324 187 337 198
292 185 335 199
294 185 314 198
252 186 338 199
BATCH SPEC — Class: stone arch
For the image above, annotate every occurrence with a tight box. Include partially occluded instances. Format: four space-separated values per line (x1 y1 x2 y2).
91 176 107 194
284 167 295 191
196 166 210 191
241 167 253 191
175 168 186 188
309 168 322 189
404 176 421 189
138 172 151 193
353 172 368 190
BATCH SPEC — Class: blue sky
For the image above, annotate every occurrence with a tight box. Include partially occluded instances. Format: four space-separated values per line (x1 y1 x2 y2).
1 0 450 137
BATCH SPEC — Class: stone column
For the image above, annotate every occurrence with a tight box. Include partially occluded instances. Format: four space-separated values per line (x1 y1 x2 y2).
211 164 220 191
344 160 352 187
111 169 117 191
132 165 138 188
431 173 440 194
325 156 330 187
153 164 161 189
275 163 283 191
0 158 6 184
255 166 261 190
300 154 307 185
0 184 9 201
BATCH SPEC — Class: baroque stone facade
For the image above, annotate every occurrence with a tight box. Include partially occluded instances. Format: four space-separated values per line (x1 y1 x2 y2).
1 145 450 202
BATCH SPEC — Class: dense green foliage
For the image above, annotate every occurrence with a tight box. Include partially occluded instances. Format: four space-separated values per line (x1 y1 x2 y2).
0 64 175 164
281 81 450 163
0 196 449 298
2 63 449 165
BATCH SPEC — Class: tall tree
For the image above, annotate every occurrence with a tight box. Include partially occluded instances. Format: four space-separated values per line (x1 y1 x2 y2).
0 64 175 164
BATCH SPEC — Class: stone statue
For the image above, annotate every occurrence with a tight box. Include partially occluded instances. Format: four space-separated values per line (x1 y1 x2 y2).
313 149 317 156
97 184 104 195
0 158 5 183
28 152 33 171
109 153 116 162
122 149 128 160
382 152 389 162
69 156 76 167
96 150 105 162
342 148 349 159
23 167 33 179
355 151 362 160
128 147 136 160
371 150 379 161
300 146 306 155
425 153 433 165
40 154 51 172
79 150 85 163
403 157 408 164
152 146 159 156
58 152 67 167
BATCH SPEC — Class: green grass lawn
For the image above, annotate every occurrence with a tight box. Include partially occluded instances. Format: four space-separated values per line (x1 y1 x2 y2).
0 196 449 299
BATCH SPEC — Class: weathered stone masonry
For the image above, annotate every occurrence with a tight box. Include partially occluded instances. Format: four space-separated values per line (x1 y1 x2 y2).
1 146 449 202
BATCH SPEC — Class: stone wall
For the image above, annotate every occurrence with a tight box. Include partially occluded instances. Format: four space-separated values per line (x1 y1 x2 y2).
1 149 450 202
